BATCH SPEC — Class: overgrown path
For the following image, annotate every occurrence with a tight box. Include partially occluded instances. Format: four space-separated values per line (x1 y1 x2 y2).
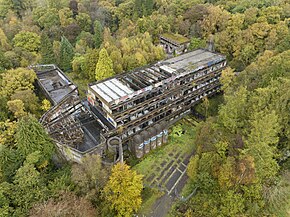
134 117 198 217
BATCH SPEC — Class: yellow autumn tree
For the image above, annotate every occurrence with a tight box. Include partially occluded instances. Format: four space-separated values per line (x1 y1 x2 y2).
103 163 143 217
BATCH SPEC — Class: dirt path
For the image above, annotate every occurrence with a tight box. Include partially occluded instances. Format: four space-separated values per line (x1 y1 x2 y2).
149 194 174 217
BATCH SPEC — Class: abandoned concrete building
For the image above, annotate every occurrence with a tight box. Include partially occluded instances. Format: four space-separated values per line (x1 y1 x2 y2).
34 49 226 163
32 65 78 105
159 33 190 55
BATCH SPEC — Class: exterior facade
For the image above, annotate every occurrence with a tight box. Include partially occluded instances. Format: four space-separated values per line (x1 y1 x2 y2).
88 49 226 158
34 49 226 161
159 33 190 55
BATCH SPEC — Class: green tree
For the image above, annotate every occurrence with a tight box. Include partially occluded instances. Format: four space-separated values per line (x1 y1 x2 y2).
187 155 199 180
76 13 92 32
11 89 39 114
33 8 60 29
15 115 55 166
189 37 206 50
83 49 99 81
41 99 51 112
76 31 95 50
58 7 74 27
94 20 103 49
0 0 12 19
144 0 154 16
103 163 143 217
13 31 41 52
110 49 123 73
0 181 13 216
246 110 280 181
0 68 36 98
40 33 56 64
0 28 11 51
0 51 12 72
59 36 74 71
72 154 108 201
220 67 235 93
12 151 47 215
7 99 26 119
95 48 114 81
46 0 68 9
72 55 85 74
218 86 248 133
220 190 245 216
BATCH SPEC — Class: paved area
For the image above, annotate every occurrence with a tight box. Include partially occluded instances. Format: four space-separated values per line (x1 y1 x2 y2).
143 150 194 196
149 194 174 217
137 116 200 217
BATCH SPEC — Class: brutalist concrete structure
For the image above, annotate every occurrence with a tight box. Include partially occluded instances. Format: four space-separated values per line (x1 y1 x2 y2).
34 49 226 162
88 49 226 158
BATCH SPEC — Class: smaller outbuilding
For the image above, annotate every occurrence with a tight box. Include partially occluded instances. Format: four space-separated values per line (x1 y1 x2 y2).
159 33 190 55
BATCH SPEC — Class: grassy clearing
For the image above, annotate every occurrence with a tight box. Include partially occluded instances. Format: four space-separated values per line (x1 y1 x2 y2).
161 33 190 44
133 121 196 176
138 187 164 215
133 120 197 216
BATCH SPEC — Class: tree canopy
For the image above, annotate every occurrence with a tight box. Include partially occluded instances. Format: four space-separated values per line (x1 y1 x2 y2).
95 48 114 80
0 0 289 216
103 163 143 217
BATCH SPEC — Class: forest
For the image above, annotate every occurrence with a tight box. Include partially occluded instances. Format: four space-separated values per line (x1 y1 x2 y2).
0 0 289 216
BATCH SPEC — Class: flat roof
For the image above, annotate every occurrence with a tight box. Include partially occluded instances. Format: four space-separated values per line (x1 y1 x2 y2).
89 49 226 106
91 78 134 104
160 33 190 44
35 66 78 105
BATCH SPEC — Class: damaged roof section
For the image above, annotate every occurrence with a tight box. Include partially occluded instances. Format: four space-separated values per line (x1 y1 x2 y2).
89 49 225 106
33 65 78 105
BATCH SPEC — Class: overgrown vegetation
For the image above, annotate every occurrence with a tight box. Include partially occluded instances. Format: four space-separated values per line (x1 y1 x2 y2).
0 0 289 216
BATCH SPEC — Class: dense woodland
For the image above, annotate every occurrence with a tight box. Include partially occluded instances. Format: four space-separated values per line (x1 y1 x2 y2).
0 0 289 216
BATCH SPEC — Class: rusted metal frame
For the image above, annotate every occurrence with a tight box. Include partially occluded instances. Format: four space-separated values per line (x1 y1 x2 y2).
120 77 141 90
142 69 160 82
147 68 166 80
151 66 170 78
144 68 162 81
49 118 97 135
139 70 159 83
112 70 221 118
110 84 221 143
112 81 220 133
43 100 82 127
159 68 173 77
117 84 221 143
111 64 224 111
112 75 215 122
126 74 147 88
43 104 82 128
115 99 160 123
115 102 151 124
110 63 225 113
132 72 153 86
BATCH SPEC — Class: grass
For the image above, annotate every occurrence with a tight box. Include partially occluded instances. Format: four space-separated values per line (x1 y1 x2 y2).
132 119 197 216
138 187 164 215
133 121 196 176
161 33 190 44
